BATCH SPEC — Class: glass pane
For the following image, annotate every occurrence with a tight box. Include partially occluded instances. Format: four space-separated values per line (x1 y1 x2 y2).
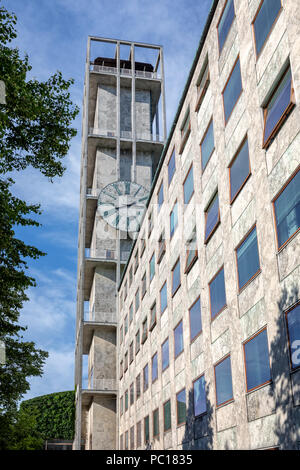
218 0 235 51
170 202 178 237
205 193 219 241
153 409 159 436
143 364 148 390
230 139 250 201
181 112 190 136
210 268 226 319
129 303 133 323
190 298 202 341
184 166 194 204
244 329 271 391
172 259 181 295
144 416 149 443
160 282 168 313
168 149 176 185
174 321 184 358
150 253 155 281
215 356 233 406
264 67 292 144
162 339 169 371
164 400 171 431
201 119 214 169
152 353 158 382
135 289 139 311
150 303 156 329
125 391 128 410
287 304 300 369
254 0 282 55
237 226 260 289
176 389 186 424
194 375 207 416
223 58 242 123
125 315 128 334
274 170 300 248
158 182 164 208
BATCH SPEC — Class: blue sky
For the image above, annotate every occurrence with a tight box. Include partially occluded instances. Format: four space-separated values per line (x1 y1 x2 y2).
3 0 213 400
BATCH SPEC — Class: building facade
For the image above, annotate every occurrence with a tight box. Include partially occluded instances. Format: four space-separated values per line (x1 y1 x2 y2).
117 0 300 450
74 37 166 450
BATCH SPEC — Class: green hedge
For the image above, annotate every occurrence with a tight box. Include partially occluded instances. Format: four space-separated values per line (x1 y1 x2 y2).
20 390 75 440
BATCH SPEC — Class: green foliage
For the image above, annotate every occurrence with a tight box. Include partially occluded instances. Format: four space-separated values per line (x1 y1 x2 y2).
21 391 75 440
1 407 44 450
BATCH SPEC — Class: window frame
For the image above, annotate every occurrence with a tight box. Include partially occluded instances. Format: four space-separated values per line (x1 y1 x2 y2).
183 163 194 206
157 180 164 212
204 191 220 244
176 387 186 426
163 399 172 433
195 55 210 112
228 135 251 204
174 319 184 360
184 228 198 274
170 199 178 239
209 265 227 321
158 230 166 264
285 301 300 372
161 337 169 372
217 0 236 55
151 351 158 383
171 257 181 297
168 147 176 186
252 0 283 59
214 353 234 407
272 166 300 251
179 108 191 154
149 301 157 332
235 224 261 292
160 281 168 315
193 373 207 418
143 363 149 392
222 55 243 126
189 296 202 344
152 408 159 439
243 327 272 393
200 117 215 172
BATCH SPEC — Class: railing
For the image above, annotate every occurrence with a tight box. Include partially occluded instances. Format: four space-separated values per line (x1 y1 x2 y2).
84 311 117 324
85 249 130 262
88 128 163 143
90 63 160 80
86 378 117 391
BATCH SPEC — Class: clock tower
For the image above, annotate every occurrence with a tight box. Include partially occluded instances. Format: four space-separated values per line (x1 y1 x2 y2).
74 36 166 450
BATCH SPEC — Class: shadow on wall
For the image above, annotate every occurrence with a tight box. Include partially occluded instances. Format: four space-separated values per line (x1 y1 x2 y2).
182 384 214 450
268 284 299 450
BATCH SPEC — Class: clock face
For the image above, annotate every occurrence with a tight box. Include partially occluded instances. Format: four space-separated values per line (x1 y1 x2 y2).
97 180 149 232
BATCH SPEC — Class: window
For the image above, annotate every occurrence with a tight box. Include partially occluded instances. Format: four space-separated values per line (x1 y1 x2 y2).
172 258 181 296
124 352 128 372
124 314 128 336
229 137 251 203
217 0 235 53
205 192 220 243
152 352 158 383
162 338 169 371
160 281 168 314
135 329 140 355
209 267 227 320
144 415 149 444
163 400 171 432
120 396 123 415
195 56 210 112
124 281 127 300
158 230 166 264
170 201 178 238
134 250 139 273
143 364 149 391
236 226 260 290
120 325 123 345
129 266 133 286
136 373 141 399
158 181 164 211
150 252 155 282
176 389 186 425
120 360 123 379
263 65 295 149
125 389 128 411
130 425 134 450
153 408 159 438
193 375 207 417
183 164 194 205
149 302 157 331
185 228 198 274
120 434 123 450
189 297 202 342
125 430 129 450
253 0 282 57
286 303 300 370
273 168 300 250
179 109 191 154
141 237 146 257
223 57 242 124
135 288 140 312
142 272 146 298
129 302 133 324
174 320 184 358
130 382 134 405
244 328 271 392
141 318 147 344
200 118 214 170
148 210 154 237
137 421 142 448
214 355 233 406
129 341 134 364
168 148 176 186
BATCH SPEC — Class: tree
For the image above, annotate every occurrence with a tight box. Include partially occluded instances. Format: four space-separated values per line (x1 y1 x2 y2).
0 4 79 449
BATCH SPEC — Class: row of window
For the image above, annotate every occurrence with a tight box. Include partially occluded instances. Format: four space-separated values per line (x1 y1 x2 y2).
120 301 300 450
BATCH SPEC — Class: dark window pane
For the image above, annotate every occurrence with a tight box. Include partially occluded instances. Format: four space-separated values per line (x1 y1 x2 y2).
184 166 194 204
150 253 155 281
230 139 250 201
201 119 214 170
174 321 184 358
152 353 158 382
237 226 260 289
274 170 300 248
153 409 159 437
162 338 169 371
137 421 142 448
189 298 202 341
254 0 282 56
172 259 181 295
205 193 219 242
144 416 149 443
150 303 156 330
215 356 233 406
218 0 235 52
264 67 292 145
124 315 128 335
244 329 271 391
176 389 186 425
168 149 176 185
193 375 207 416
170 202 178 237
143 364 148 391
286 304 300 369
129 303 133 323
130 426 134 450
160 281 168 313
223 58 242 123
125 431 128 450
125 390 128 410
130 383 134 405
210 268 226 319
158 182 164 209
163 400 171 431
136 330 140 354
135 289 140 311
136 374 141 399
